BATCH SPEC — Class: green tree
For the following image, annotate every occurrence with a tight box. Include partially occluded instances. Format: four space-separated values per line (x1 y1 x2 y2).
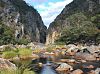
0 22 15 45
56 13 100 45
91 14 100 29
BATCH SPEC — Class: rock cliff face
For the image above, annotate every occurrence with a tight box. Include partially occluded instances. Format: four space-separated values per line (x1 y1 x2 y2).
0 0 47 44
46 0 100 45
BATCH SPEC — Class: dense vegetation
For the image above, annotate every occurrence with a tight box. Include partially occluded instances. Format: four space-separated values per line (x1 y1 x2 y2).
56 13 100 45
0 22 15 45
0 22 29 45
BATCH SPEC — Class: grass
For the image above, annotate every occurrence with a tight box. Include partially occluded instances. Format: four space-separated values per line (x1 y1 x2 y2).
18 48 32 58
2 51 17 59
1 48 35 74
0 68 35 74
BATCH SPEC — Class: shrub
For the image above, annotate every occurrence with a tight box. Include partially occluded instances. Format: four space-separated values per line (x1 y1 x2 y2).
0 22 15 45
15 38 29 45
91 14 100 29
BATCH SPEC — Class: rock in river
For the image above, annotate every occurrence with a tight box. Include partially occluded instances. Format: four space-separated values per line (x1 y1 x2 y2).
56 63 73 71
71 69 83 74
75 52 96 61
0 58 16 69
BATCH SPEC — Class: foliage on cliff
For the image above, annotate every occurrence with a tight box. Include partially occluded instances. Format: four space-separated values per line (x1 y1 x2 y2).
55 13 100 45
0 22 15 45
48 0 100 45
0 0 47 44
0 22 29 45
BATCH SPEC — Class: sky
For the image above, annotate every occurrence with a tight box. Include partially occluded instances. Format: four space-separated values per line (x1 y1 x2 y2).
24 0 73 27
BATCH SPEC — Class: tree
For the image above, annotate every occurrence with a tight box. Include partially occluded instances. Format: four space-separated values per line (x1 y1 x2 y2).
55 13 100 45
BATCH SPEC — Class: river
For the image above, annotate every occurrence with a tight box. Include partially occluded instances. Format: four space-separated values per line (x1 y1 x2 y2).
40 65 57 74
32 57 100 74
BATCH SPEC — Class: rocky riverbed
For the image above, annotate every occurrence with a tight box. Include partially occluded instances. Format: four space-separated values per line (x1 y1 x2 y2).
0 43 100 74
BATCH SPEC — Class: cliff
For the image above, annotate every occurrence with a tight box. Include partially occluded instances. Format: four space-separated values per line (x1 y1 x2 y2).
46 0 100 45
0 0 47 45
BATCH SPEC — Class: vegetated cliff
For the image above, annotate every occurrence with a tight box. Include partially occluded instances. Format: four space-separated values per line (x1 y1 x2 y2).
0 0 47 45
46 0 100 45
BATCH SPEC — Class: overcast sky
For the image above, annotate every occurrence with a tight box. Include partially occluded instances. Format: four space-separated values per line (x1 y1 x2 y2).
24 0 73 27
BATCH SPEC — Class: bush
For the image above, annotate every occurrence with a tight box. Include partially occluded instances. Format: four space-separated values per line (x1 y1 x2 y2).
0 22 15 45
91 14 100 29
0 22 29 45
16 38 29 45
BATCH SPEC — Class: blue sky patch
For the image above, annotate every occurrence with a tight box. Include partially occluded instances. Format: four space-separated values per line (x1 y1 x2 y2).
24 0 73 27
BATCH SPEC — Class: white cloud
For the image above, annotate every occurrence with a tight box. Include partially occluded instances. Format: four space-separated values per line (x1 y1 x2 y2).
25 0 73 27
35 0 73 28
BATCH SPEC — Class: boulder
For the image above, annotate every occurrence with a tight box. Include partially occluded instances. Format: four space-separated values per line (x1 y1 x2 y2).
82 65 94 69
79 60 87 63
60 59 76 63
95 68 100 74
88 70 95 74
56 63 73 71
66 44 79 53
67 59 76 63
71 69 83 74
0 58 16 69
0 45 16 52
87 45 100 54
75 52 96 61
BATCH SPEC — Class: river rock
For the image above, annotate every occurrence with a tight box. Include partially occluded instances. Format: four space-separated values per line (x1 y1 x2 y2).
87 45 100 54
0 58 16 69
60 59 76 63
95 68 100 74
67 59 76 63
75 52 96 61
71 69 83 74
88 70 95 74
0 45 16 52
56 63 73 71
82 65 94 69
66 44 79 53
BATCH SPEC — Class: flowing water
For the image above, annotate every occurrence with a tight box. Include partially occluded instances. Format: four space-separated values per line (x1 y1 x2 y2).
40 65 57 74
32 58 100 74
